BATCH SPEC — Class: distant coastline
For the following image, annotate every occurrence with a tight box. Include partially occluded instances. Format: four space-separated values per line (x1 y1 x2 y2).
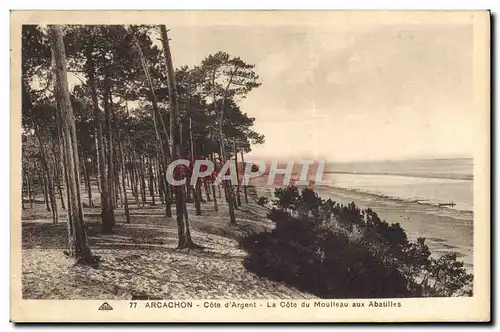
321 171 473 181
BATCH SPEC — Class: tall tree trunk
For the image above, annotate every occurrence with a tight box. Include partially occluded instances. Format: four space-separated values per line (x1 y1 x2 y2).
194 180 202 216
240 150 248 203
128 163 135 201
109 90 122 209
33 126 57 221
188 117 199 209
125 157 131 189
56 167 66 210
86 36 114 233
128 148 139 207
118 143 130 224
203 178 212 202
211 182 218 212
151 157 159 195
43 152 58 222
160 163 172 217
184 183 191 203
131 28 173 218
233 138 241 207
60 128 75 253
25 173 33 209
80 152 93 207
30 162 38 207
139 156 147 206
103 79 116 213
218 123 236 223
115 172 122 208
160 25 198 248
156 157 165 204
94 135 101 193
148 156 156 206
56 122 73 233
21 173 26 210
51 141 66 210
52 164 65 211
132 156 141 207
213 62 239 223
49 25 93 261
23 78 58 219
39 167 50 212
108 95 128 216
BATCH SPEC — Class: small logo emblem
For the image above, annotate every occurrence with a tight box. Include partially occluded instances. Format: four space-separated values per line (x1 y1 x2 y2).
98 302 113 311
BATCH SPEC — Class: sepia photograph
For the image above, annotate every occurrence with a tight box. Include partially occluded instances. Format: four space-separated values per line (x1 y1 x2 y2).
10 10 490 322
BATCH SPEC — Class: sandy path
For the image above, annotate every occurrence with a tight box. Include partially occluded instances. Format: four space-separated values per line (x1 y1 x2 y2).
21 194 315 300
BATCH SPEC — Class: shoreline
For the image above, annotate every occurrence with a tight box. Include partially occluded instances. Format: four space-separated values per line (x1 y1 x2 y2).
315 183 473 217
250 177 473 274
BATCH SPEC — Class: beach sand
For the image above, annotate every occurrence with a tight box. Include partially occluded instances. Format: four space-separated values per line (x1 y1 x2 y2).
250 177 473 273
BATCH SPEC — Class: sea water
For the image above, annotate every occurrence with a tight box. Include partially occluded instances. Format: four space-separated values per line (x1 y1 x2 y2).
322 158 473 212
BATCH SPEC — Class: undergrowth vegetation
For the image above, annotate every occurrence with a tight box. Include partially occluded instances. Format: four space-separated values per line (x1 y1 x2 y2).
240 186 473 298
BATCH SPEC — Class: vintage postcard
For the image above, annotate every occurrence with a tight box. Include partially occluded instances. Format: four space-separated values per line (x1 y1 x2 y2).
10 10 490 323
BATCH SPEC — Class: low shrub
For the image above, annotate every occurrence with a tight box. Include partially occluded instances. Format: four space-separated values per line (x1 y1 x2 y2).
257 196 269 206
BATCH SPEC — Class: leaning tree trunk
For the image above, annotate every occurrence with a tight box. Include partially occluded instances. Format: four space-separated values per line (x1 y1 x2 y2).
86 35 114 233
49 25 93 262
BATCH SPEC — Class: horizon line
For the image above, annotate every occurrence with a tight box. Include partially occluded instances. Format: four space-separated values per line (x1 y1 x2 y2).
243 156 473 163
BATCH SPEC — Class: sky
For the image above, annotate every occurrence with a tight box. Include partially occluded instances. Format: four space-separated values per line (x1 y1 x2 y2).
162 22 474 162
